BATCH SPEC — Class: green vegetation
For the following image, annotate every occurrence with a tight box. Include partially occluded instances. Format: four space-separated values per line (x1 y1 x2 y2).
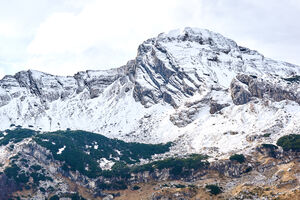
244 166 252 173
4 164 20 179
30 172 52 184
174 184 186 188
131 154 209 177
49 195 59 200
282 75 300 83
261 143 278 158
33 130 171 178
4 164 30 185
96 154 208 190
261 143 278 150
262 133 271 137
0 129 36 146
229 154 246 163
39 187 46 193
4 162 52 189
277 134 300 152
0 128 172 179
132 185 141 190
205 184 222 195
1 129 209 191
30 165 42 171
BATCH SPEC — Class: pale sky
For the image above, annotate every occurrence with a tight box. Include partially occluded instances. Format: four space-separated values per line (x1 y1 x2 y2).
0 0 300 79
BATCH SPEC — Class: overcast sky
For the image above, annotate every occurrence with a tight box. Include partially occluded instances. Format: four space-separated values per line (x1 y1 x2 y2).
0 0 299 78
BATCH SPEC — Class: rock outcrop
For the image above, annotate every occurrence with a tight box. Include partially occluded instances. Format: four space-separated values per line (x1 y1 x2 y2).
230 74 300 105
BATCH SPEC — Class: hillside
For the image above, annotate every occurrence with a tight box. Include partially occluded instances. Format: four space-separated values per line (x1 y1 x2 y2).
0 128 299 199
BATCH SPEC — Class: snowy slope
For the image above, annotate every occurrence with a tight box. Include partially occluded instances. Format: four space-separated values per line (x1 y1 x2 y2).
0 27 299 158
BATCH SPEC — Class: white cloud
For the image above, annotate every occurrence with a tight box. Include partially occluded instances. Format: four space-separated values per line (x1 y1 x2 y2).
26 0 185 75
0 20 18 37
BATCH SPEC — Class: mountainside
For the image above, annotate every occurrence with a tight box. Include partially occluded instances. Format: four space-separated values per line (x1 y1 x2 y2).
0 27 300 159
0 129 299 199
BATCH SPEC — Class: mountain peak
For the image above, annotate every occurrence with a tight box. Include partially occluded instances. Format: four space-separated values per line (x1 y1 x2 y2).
155 27 239 52
0 28 299 159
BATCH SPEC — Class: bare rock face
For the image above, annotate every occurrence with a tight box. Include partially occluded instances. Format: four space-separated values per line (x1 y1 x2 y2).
132 41 199 108
170 98 210 127
231 74 300 105
0 90 11 107
74 69 126 99
209 102 230 114
230 78 252 105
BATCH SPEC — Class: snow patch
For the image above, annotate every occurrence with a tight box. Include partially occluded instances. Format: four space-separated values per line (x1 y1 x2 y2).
57 146 66 155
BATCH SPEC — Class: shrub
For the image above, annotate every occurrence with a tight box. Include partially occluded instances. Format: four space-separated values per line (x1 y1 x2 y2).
277 134 300 152
24 185 31 190
262 133 271 137
49 195 59 200
131 154 209 178
30 172 51 184
4 164 20 179
244 166 252 173
16 173 30 184
0 129 36 146
34 130 171 178
282 75 300 83
261 144 278 150
4 164 30 184
174 184 186 188
39 187 46 193
229 154 245 163
205 184 222 195
132 185 141 190
261 144 278 158
31 165 42 171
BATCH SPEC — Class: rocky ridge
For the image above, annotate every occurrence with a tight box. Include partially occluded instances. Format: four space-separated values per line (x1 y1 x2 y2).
0 27 299 158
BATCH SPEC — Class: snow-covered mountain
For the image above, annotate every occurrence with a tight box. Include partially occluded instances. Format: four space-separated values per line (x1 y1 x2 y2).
0 27 299 158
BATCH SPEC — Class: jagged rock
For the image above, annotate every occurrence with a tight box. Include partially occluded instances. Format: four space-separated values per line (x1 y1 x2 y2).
209 102 230 114
209 160 249 178
170 99 208 127
233 74 300 105
0 90 11 107
230 78 252 105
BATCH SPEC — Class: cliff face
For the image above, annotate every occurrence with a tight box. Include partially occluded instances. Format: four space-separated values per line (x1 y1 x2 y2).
0 27 299 158
231 74 300 105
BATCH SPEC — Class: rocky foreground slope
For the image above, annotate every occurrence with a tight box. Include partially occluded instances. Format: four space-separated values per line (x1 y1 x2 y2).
0 129 299 199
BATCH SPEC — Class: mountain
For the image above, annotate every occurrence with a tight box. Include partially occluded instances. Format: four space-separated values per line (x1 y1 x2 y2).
0 27 299 158
0 27 300 199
